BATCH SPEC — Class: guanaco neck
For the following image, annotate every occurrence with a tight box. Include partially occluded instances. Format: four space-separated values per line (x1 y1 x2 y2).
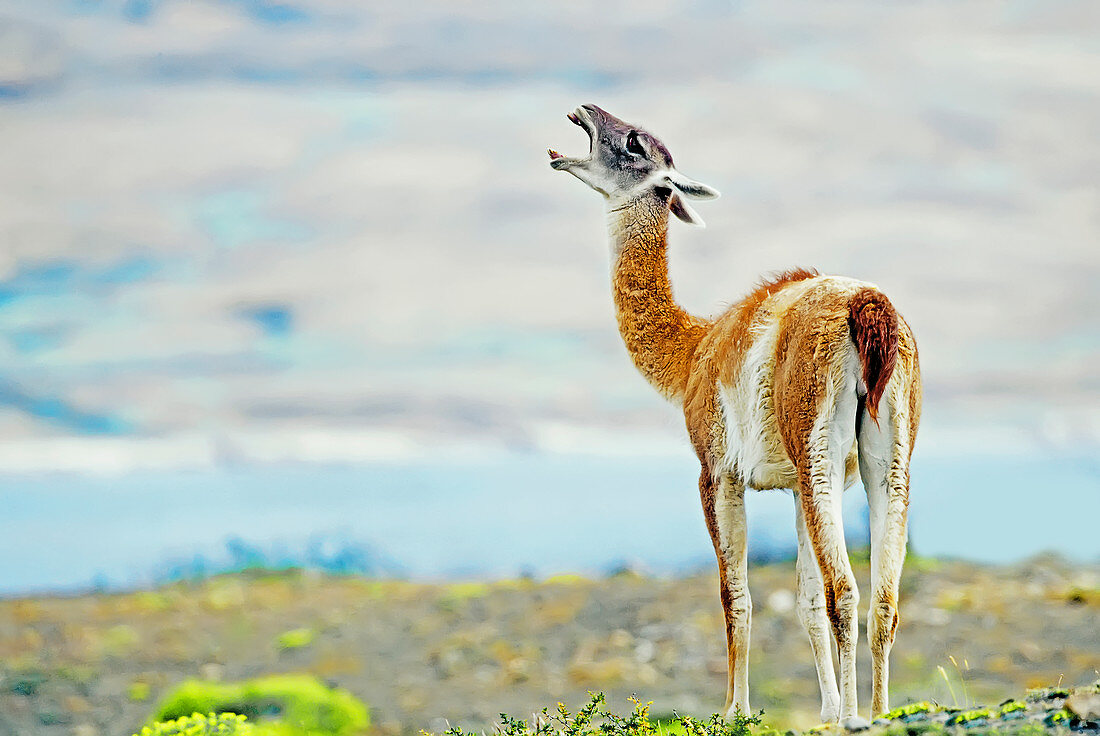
608 188 711 401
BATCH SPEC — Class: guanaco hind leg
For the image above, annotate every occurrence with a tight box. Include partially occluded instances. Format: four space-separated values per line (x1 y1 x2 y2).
797 379 861 721
795 500 842 722
858 395 912 716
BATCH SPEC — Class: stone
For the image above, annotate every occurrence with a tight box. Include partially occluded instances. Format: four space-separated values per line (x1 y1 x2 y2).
1066 692 1100 723
842 716 871 732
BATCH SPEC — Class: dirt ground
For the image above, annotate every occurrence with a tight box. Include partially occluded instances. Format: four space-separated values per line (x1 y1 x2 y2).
0 554 1096 736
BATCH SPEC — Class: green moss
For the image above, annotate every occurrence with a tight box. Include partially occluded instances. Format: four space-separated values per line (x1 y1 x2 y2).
275 628 315 651
882 702 936 720
135 712 253 735
151 674 369 736
946 708 993 726
1043 709 1070 727
999 701 1027 718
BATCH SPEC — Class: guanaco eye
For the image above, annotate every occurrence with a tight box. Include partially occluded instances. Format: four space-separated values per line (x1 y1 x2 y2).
625 130 645 156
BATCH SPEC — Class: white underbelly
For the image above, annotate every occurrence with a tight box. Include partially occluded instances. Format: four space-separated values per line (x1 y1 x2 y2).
715 319 798 489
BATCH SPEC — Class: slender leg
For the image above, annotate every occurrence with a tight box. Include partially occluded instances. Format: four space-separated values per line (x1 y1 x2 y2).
795 499 841 722
798 387 860 720
699 469 751 717
858 400 911 716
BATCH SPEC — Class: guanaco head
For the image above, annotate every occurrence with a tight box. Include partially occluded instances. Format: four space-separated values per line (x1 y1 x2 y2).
548 104 719 225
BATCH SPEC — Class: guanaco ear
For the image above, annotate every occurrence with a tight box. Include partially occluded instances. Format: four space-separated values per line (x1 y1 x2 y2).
670 192 705 227
666 170 720 200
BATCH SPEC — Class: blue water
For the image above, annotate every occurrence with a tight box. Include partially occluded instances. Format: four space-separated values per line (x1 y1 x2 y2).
2 450 1097 596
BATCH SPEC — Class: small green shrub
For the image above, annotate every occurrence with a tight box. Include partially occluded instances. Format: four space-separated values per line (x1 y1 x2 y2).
135 712 253 736
425 692 760 736
151 675 369 736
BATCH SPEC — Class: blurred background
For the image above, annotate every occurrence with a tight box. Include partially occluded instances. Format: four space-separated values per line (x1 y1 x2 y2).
0 1 1097 733
1 0 1097 592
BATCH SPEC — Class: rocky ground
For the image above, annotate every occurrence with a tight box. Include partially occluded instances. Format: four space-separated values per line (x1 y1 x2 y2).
814 683 1100 736
0 555 1096 736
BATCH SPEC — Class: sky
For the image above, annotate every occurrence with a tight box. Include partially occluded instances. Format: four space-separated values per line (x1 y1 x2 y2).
0 0 1097 590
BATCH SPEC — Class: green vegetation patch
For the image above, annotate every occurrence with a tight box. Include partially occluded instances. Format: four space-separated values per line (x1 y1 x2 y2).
882 702 937 721
136 712 253 736
152 674 368 736
428 692 759 736
276 628 316 651
1042 709 1070 728
999 701 1027 719
946 708 993 726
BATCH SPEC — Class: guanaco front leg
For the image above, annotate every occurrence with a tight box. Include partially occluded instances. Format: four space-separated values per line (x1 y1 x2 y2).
700 470 751 717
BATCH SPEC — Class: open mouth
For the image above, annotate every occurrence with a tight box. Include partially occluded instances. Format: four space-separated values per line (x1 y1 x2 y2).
548 106 595 168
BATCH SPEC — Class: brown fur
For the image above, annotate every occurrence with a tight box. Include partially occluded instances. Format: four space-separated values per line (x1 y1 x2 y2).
681 268 819 472
848 288 899 425
611 192 711 400
773 283 854 471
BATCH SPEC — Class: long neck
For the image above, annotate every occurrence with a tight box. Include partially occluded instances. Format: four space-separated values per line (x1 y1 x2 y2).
608 189 711 401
